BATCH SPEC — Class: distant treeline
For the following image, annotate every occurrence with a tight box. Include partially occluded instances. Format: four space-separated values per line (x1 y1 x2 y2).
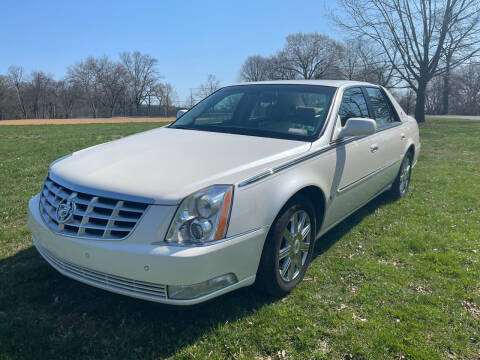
0 51 179 120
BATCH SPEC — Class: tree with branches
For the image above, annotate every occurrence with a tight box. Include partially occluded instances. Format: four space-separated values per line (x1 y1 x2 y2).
196 74 221 99
68 57 104 118
278 33 342 80
335 0 480 122
55 80 80 119
239 55 270 82
98 59 128 117
120 51 160 114
7 66 28 118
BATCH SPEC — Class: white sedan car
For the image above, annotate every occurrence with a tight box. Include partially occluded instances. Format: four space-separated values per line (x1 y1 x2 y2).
28 80 420 305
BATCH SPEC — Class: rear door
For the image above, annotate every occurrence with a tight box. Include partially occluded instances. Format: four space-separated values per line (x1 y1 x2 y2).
363 87 406 188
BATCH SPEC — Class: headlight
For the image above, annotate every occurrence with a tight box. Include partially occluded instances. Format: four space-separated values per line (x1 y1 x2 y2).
165 185 233 244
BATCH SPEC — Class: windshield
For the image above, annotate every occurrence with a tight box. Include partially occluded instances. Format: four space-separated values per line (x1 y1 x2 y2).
170 84 336 141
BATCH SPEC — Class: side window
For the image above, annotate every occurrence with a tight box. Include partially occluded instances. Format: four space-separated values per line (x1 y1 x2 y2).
338 87 369 126
365 87 398 128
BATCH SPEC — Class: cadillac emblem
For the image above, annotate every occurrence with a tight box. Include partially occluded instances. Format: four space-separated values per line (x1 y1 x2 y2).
56 199 76 223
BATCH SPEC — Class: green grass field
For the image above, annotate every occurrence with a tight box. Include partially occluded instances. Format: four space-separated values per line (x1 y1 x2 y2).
0 118 479 359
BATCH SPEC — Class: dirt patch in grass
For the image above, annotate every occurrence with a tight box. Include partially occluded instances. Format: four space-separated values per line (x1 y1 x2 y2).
463 300 480 319
0 117 175 125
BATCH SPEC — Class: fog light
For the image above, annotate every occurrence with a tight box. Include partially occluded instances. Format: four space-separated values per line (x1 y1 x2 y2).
167 273 238 300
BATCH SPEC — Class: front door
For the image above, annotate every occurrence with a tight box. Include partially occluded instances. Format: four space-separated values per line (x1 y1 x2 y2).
323 87 388 228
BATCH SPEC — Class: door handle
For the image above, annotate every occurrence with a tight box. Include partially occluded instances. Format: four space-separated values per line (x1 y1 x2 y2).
401 133 406 140
370 144 379 153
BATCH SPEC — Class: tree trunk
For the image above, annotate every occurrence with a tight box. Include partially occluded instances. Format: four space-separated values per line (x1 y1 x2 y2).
414 81 427 123
135 101 141 116
442 59 451 115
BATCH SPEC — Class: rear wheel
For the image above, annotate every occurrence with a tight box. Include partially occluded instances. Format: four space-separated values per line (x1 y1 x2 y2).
390 152 413 199
256 196 316 296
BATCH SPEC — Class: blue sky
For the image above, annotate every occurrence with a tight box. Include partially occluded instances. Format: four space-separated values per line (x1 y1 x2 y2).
0 0 341 103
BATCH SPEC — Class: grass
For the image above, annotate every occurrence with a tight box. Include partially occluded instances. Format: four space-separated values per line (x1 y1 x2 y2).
0 118 479 359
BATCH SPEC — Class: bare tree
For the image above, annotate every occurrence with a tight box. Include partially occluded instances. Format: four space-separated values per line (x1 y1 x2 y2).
336 0 480 122
239 55 270 82
7 66 28 118
263 55 298 80
338 38 397 87
68 57 104 118
196 74 221 99
29 71 54 118
0 76 7 120
441 21 480 114
0 75 16 120
337 39 363 80
395 89 417 114
278 33 342 79
120 51 159 114
162 83 176 116
56 80 80 118
98 59 127 117
458 62 480 114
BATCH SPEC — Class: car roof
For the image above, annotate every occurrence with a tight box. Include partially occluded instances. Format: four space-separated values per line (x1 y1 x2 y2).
231 79 378 88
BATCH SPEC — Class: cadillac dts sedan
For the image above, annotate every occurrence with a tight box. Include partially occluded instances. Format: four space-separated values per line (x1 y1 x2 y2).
28 80 420 305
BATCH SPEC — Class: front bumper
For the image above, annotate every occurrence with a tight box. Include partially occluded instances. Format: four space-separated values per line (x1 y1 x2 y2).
28 194 267 305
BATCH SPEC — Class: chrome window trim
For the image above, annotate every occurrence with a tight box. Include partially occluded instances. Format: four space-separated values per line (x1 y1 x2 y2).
328 85 404 144
316 87 340 139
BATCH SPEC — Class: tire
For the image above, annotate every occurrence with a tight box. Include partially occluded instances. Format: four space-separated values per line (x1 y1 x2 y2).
255 195 316 297
390 151 413 199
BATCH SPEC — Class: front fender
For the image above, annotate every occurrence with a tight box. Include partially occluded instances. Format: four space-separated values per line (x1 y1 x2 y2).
227 149 336 238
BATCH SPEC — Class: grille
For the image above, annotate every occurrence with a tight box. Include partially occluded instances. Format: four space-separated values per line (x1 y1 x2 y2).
34 240 167 299
39 176 148 240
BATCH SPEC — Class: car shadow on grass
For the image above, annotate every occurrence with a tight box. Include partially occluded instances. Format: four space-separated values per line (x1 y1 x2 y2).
0 193 394 359
313 192 394 258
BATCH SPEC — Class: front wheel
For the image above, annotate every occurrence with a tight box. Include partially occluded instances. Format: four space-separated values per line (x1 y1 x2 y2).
255 196 316 296
390 152 413 199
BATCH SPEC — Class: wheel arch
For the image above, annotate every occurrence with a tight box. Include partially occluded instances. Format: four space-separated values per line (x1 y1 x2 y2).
271 184 327 238
406 143 415 157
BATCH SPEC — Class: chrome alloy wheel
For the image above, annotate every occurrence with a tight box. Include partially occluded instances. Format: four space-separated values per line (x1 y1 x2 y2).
278 210 312 282
399 156 412 196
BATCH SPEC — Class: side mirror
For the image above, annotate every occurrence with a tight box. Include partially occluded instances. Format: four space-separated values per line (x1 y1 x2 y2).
338 118 376 138
176 109 188 119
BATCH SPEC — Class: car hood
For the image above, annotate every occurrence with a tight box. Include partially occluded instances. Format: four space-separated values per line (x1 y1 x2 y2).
50 127 311 204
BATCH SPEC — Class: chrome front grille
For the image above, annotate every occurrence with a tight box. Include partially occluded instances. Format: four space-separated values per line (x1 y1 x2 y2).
34 240 167 300
39 176 148 240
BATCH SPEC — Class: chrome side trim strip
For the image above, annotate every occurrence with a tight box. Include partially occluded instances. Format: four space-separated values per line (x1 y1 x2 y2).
238 170 275 187
337 159 401 193
238 122 406 188
238 145 335 188
272 145 334 172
